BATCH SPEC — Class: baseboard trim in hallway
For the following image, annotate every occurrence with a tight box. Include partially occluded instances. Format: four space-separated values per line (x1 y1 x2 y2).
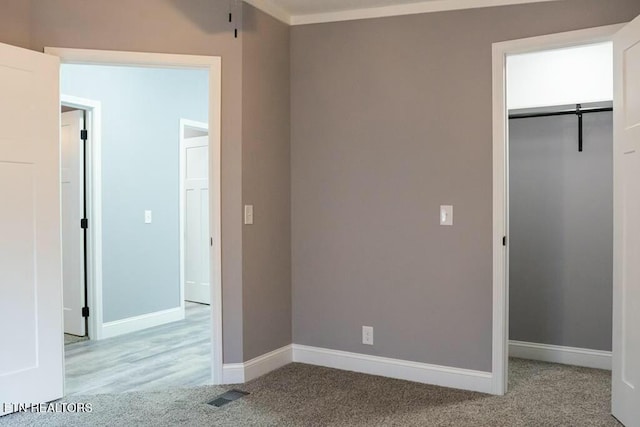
101 307 184 339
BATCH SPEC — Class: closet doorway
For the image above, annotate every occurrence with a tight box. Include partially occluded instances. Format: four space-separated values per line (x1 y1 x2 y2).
490 24 624 396
508 43 614 371
506 41 614 371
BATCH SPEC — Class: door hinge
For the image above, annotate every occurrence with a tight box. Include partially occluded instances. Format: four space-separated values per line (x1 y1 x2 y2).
81 218 88 229
503 236 507 246
82 306 89 317
80 129 88 141
210 237 213 247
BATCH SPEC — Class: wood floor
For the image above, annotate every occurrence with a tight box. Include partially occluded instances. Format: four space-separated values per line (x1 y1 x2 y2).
64 302 211 396
64 333 88 345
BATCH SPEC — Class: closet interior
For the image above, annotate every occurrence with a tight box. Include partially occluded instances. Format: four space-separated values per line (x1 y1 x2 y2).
508 101 613 357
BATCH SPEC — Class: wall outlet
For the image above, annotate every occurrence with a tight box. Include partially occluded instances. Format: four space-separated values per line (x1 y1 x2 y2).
144 210 152 224
362 326 374 345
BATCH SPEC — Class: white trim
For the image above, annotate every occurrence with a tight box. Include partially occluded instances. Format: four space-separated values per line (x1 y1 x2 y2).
289 0 565 26
222 363 246 384
101 307 184 339
179 119 209 310
45 48 220 69
243 0 291 25
292 344 493 394
491 39 509 398
48 47 224 386
243 0 568 26
60 95 103 341
509 341 612 370
491 24 623 395
222 345 293 384
244 345 293 381
180 119 209 134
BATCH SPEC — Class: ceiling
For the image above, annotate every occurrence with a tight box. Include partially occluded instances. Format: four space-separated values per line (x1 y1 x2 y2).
244 0 566 25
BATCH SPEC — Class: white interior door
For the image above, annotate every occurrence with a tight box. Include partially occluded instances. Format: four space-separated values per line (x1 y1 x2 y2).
61 110 86 337
612 14 640 427
182 135 210 305
0 43 63 414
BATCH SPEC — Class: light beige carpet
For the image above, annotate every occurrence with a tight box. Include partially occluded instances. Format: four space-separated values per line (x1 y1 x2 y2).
0 358 621 426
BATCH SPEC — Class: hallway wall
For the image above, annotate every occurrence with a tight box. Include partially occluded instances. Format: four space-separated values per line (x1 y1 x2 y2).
61 64 208 323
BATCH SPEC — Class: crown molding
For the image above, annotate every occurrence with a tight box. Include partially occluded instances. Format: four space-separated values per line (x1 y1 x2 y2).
243 0 567 26
243 0 291 25
291 0 567 25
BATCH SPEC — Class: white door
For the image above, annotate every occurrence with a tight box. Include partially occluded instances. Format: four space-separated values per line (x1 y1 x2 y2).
612 14 640 427
0 43 63 414
61 110 86 337
182 136 210 304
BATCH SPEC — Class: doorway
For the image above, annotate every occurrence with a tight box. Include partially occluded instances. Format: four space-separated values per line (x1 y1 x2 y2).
60 63 211 394
48 48 224 389
491 24 623 395
60 95 102 343
180 119 211 306
61 105 88 342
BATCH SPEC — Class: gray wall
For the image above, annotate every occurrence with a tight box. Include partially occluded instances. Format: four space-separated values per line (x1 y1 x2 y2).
241 4 292 361
509 112 613 351
61 64 208 322
291 0 640 372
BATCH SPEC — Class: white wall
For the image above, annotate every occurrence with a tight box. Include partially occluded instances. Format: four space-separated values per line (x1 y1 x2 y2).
507 42 612 110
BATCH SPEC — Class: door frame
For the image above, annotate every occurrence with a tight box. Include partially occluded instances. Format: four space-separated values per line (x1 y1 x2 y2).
491 23 623 395
46 48 224 385
60 94 102 341
179 119 209 307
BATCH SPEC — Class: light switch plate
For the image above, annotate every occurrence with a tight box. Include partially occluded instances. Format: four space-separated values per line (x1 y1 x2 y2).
244 205 254 225
440 205 453 226
144 210 152 224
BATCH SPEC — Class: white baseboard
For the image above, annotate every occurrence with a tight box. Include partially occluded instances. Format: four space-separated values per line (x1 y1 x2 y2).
221 363 245 384
292 344 494 394
509 340 612 370
222 344 293 384
100 307 184 340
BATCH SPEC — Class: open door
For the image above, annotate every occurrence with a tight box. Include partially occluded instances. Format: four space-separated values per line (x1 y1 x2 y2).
61 110 87 337
182 135 211 305
0 43 63 414
612 14 640 427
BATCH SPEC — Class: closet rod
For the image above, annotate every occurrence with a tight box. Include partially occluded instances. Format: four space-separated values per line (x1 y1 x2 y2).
509 104 613 153
509 106 612 120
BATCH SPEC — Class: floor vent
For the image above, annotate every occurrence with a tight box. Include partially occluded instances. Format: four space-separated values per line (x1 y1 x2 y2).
208 389 250 407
